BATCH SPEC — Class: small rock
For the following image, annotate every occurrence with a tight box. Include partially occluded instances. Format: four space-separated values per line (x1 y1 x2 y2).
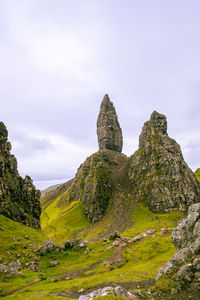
24 235 29 240
108 232 121 240
171 288 178 295
161 228 168 234
194 272 200 279
50 260 58 267
40 239 59 255
79 288 84 293
112 240 120 247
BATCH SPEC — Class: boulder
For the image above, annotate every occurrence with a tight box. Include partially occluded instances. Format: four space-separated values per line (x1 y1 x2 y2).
40 239 59 255
0 260 22 276
64 239 86 250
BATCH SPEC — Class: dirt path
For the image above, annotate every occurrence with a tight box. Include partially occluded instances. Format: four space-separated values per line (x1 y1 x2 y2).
0 245 125 297
0 279 41 297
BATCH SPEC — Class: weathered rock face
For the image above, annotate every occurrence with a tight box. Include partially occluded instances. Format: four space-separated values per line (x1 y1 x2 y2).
97 94 123 152
68 150 113 223
128 111 200 213
157 203 200 290
0 122 41 228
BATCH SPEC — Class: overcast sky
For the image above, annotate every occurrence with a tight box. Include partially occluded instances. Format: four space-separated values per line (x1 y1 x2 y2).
1 0 200 189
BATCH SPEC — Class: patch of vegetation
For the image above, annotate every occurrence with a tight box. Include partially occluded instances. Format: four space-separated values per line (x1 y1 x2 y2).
0 214 45 263
41 197 91 244
194 168 200 182
0 199 185 299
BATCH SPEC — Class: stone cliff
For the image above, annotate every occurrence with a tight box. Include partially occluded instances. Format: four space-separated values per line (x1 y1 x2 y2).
0 122 41 228
128 111 200 213
157 203 200 292
57 99 200 225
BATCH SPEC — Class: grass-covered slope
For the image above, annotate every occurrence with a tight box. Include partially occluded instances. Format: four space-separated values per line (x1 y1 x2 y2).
0 204 185 299
41 190 91 243
0 214 45 263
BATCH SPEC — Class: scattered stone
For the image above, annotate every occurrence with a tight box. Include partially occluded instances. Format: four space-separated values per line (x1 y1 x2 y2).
0 260 22 276
40 239 59 255
171 288 178 295
133 229 157 243
24 235 29 240
50 260 58 267
161 228 168 234
108 232 120 240
79 288 84 293
28 261 40 272
112 240 120 247
78 286 140 300
107 246 112 250
64 239 86 251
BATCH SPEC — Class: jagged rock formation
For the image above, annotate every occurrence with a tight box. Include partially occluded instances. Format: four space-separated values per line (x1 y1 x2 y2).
128 111 200 213
65 147 133 226
68 151 113 223
0 122 41 228
97 94 123 152
157 203 200 291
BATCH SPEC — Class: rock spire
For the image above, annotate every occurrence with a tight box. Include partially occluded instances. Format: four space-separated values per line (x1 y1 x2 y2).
0 122 41 228
129 111 200 213
97 94 123 152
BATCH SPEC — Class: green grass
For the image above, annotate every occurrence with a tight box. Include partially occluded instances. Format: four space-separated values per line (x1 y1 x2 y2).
41 192 91 244
195 168 200 182
0 215 45 263
0 201 185 299
122 202 184 237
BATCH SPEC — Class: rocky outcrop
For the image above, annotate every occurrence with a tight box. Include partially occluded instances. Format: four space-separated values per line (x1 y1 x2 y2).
0 260 22 276
0 122 41 228
157 203 200 291
128 111 200 213
40 239 60 255
78 286 141 300
97 94 123 152
67 150 113 223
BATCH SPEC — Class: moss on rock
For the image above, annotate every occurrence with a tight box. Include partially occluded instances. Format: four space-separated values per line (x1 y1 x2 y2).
128 111 200 213
68 151 113 223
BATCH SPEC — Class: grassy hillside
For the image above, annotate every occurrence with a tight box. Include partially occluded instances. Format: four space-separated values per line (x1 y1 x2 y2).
0 200 185 299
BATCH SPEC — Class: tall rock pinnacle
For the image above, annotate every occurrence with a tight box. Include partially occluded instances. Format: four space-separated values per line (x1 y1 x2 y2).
97 94 123 152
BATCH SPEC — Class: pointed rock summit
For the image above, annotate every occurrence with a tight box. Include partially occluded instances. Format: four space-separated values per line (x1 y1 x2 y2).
97 94 123 152
0 122 41 228
129 111 200 212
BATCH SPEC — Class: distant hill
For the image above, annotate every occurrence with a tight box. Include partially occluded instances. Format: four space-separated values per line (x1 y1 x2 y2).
40 183 61 198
